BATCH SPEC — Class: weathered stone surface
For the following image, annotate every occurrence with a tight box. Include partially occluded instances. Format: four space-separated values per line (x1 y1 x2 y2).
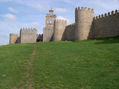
43 27 54 42
9 33 18 44
53 20 67 41
43 9 56 42
62 23 75 41
10 7 119 44
75 7 94 40
90 11 119 38
20 28 37 43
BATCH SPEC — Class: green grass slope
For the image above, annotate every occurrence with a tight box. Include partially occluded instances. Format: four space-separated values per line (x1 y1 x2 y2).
0 37 119 89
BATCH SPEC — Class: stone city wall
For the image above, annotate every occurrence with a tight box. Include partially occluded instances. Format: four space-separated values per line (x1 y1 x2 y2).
90 10 119 38
62 23 75 41
20 28 37 43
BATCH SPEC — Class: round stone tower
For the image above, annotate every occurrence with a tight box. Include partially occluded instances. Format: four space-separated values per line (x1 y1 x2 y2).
54 20 67 41
75 7 94 40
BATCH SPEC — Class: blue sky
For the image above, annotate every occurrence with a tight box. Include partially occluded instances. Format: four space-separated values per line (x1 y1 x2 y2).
0 0 119 45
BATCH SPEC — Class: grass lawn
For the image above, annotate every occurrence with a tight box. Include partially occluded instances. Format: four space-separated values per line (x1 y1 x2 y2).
0 37 119 89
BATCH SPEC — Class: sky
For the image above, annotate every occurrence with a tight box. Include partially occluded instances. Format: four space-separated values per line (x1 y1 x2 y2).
0 0 119 45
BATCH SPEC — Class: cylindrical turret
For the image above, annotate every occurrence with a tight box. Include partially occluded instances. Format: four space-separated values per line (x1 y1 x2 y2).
75 7 94 40
54 20 67 41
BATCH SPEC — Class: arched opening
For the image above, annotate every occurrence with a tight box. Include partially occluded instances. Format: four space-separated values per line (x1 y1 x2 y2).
47 20 49 24
50 20 52 24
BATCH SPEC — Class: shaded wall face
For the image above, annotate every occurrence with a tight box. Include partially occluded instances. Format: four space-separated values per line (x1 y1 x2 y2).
10 34 18 44
37 34 43 42
43 27 54 42
62 24 75 41
92 13 119 38
20 30 37 43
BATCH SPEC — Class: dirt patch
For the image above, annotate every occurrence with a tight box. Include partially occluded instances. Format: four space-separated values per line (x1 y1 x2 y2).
25 49 36 89
12 46 36 89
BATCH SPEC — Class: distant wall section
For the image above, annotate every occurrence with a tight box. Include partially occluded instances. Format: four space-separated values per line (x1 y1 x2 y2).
9 33 18 44
20 28 37 43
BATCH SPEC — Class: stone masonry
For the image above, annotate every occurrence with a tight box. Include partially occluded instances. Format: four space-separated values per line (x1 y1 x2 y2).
20 28 37 43
43 7 119 42
10 6 119 44
53 20 67 41
9 28 41 44
75 7 94 40
9 34 18 44
43 9 56 42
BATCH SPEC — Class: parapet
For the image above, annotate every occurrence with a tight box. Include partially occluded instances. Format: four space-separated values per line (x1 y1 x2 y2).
10 33 18 36
94 9 119 20
66 23 75 28
75 7 94 13
20 28 37 33
55 19 67 24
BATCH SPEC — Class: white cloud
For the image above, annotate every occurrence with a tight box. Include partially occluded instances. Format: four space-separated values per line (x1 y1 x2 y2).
8 7 18 13
32 22 40 27
34 4 50 11
55 8 69 13
1 14 16 21
57 16 67 20
57 16 73 25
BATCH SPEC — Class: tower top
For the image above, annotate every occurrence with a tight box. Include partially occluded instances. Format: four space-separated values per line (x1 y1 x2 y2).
49 9 54 12
45 9 56 27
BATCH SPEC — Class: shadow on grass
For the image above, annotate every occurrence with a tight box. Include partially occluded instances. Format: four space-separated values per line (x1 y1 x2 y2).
93 36 119 44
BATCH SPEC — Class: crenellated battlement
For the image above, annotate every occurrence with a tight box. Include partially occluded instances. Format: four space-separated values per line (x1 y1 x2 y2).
66 23 75 28
55 19 67 24
94 9 119 20
9 7 119 43
75 7 94 13
75 6 94 40
20 28 37 33
20 28 37 43
10 33 18 36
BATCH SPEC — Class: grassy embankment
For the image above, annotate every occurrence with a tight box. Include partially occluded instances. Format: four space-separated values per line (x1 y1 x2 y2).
0 37 119 89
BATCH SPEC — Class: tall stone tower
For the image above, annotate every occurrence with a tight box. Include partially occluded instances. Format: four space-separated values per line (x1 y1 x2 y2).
43 9 56 42
54 20 67 41
75 7 94 40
